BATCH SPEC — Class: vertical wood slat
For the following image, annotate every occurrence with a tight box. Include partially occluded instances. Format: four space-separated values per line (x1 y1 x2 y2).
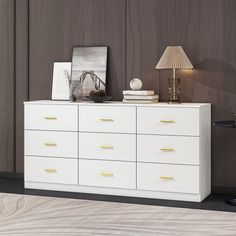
0 0 15 172
126 0 161 93
15 0 29 173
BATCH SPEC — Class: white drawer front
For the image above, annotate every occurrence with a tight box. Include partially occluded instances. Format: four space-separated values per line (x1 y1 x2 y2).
137 163 199 194
137 107 199 136
79 159 136 189
79 106 136 133
137 135 199 165
79 132 136 162
25 105 78 131
25 156 78 185
25 130 78 158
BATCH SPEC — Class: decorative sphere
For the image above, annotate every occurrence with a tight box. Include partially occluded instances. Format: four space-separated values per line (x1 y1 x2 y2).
130 78 143 90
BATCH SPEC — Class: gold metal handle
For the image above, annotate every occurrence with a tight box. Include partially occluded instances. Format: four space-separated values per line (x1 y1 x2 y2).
160 120 175 123
100 118 114 122
100 145 114 149
160 176 175 180
160 147 175 152
44 116 57 120
100 172 114 177
44 143 57 147
44 169 57 173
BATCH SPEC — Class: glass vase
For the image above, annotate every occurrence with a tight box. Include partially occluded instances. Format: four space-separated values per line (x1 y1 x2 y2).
69 80 83 102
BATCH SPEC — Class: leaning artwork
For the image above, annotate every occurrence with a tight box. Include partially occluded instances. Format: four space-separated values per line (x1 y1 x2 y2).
71 46 108 101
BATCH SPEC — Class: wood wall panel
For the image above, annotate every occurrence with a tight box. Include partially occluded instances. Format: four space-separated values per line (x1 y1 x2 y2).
8 0 236 191
126 0 236 190
15 0 29 173
126 0 160 93
29 0 126 101
0 0 14 172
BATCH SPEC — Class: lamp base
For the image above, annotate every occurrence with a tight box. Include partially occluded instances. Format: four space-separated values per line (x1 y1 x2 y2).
168 77 181 103
168 100 181 104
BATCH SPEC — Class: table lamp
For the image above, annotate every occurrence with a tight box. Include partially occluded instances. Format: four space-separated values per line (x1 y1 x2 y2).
156 46 193 103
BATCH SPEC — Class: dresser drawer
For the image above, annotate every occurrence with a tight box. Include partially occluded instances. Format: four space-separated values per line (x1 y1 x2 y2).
25 156 78 185
79 159 136 189
79 105 136 133
25 104 78 131
25 130 78 158
79 132 136 162
137 163 199 194
137 107 199 136
137 135 199 165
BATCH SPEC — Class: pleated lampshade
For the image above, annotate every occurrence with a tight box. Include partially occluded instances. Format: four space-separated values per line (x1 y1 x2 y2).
156 46 193 69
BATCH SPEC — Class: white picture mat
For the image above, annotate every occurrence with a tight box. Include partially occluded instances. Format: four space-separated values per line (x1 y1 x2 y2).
51 62 71 100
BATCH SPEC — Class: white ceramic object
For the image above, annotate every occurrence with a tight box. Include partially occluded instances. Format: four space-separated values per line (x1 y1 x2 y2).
130 78 143 90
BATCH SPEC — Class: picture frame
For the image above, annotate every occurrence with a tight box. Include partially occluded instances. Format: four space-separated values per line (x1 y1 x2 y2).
71 46 108 100
51 62 71 100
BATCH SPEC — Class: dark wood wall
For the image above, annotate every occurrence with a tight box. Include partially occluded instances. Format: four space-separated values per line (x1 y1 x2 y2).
29 0 126 101
0 0 15 172
2 0 236 193
126 0 236 192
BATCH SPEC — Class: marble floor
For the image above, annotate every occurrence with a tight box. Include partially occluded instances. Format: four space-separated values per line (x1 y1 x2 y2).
1 178 236 235
0 192 236 236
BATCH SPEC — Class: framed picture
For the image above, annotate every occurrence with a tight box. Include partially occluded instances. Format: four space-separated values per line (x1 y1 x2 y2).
71 46 108 99
51 62 71 100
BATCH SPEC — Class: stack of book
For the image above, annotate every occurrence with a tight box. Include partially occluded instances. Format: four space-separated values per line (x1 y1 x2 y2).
122 90 159 103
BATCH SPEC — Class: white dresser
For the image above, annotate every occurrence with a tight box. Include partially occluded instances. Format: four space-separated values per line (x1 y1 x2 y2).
24 101 211 202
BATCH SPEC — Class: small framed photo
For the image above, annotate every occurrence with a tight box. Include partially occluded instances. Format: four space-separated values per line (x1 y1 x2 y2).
51 62 71 100
71 46 108 99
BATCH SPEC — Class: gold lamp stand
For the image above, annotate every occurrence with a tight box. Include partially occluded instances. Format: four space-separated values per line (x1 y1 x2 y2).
168 68 181 103
155 46 193 104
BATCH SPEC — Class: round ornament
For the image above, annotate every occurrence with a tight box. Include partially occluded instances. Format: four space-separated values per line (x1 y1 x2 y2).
130 78 143 90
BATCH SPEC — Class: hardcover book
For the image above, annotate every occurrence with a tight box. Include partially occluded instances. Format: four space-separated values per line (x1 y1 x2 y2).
123 90 154 96
123 95 159 100
122 99 158 104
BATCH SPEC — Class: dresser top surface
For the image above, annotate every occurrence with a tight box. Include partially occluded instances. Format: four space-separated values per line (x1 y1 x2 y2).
24 100 210 108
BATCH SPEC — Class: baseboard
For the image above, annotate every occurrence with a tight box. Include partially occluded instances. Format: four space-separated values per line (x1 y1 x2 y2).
25 181 203 202
1 173 236 196
0 172 23 179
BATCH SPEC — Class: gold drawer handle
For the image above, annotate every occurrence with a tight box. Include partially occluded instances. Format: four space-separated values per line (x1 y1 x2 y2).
100 118 114 122
160 120 175 123
44 169 57 173
100 145 114 149
160 148 175 152
100 172 114 177
44 143 57 147
160 176 175 181
44 116 57 120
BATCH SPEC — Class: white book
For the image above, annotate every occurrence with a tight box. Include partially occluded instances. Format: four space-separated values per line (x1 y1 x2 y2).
123 90 154 95
123 95 159 100
123 99 159 104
